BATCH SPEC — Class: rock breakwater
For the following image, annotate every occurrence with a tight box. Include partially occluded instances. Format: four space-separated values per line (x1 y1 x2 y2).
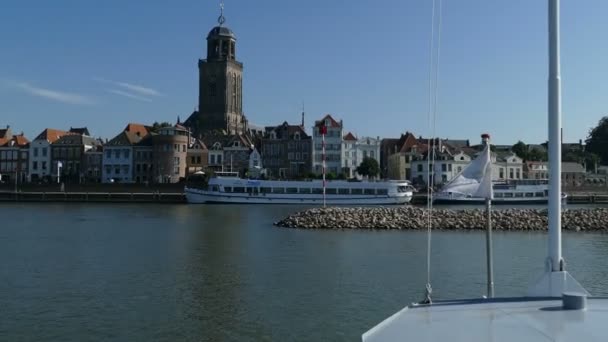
274 207 608 231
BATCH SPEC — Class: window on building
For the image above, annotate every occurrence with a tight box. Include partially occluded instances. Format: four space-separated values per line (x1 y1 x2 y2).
114 150 120 159
217 155 222 164
124 149 130 159
183 145 186 152
210 155 216 164
441 164 447 172
191 156 196 164
136 164 141 172
500 168 504 179
509 168 514 179
370 151 375 159
42 161 47 170
417 164 423 172
42 148 47 157
288 152 294 160
114 166 120 174
448 164 452 172
457 166 462 173
516 169 520 179
33 148 38 157
33 161 38 170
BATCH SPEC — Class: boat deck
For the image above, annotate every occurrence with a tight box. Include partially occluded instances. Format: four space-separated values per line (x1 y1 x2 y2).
363 297 608 341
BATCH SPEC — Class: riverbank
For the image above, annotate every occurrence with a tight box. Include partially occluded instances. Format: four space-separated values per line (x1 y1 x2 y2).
274 207 608 231
0 190 185 203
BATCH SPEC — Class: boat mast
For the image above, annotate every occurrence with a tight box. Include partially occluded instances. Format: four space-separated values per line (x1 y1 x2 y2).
548 0 563 272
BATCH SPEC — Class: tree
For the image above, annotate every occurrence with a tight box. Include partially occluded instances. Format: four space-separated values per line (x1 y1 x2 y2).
512 141 529 160
356 157 380 178
585 116 608 165
151 121 173 132
527 148 548 161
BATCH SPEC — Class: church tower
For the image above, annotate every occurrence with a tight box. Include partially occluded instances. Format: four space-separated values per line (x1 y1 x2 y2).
197 3 246 135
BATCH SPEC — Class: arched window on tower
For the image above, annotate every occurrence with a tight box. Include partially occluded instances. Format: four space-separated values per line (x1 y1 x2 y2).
221 40 228 59
235 76 240 113
232 74 237 112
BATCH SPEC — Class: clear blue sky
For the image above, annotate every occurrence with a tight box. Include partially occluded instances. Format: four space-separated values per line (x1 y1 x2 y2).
1 0 606 144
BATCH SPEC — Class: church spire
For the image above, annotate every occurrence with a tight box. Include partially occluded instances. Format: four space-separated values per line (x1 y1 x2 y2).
218 1 226 26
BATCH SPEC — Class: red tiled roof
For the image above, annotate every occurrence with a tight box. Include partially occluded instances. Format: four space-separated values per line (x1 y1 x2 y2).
343 132 357 141
34 128 71 143
13 134 29 146
1 134 29 147
124 123 150 138
314 114 341 128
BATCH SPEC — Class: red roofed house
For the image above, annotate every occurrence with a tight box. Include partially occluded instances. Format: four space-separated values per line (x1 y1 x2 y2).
0 126 30 184
384 132 420 180
28 128 71 182
312 114 343 175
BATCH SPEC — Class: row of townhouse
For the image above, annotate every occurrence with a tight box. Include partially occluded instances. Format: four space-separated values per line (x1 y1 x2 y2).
309 114 381 179
258 115 381 180
381 133 588 187
1 125 99 184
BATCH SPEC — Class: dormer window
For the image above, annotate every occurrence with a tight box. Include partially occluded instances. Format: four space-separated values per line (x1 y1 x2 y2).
294 132 300 140
325 119 330 127
232 141 240 147
270 132 277 140
212 142 222 150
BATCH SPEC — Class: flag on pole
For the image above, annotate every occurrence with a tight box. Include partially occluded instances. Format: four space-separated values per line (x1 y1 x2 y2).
440 144 493 199
58 161 63 168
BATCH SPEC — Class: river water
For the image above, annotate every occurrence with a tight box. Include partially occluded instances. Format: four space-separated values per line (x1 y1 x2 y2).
1 203 608 341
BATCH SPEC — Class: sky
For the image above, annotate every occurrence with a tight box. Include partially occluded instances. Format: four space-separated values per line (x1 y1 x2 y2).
1 0 607 145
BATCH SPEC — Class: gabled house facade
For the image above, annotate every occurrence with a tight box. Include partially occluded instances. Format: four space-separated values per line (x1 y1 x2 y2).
383 132 419 180
186 138 209 176
51 133 99 183
312 114 343 175
28 128 70 182
342 133 381 179
261 121 311 179
102 131 142 183
0 127 29 184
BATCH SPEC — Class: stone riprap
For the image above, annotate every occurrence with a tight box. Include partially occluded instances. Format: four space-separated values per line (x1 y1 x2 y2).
274 207 608 231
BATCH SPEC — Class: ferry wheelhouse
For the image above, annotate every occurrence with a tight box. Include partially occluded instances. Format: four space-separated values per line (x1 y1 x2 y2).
185 174 414 205
433 179 567 204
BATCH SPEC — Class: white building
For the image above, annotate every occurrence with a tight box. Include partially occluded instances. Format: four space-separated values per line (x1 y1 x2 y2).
411 149 473 185
28 128 69 182
342 133 381 178
102 131 142 183
312 114 343 175
411 148 524 186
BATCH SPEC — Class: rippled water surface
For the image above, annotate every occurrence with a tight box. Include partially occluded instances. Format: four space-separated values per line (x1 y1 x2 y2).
1 203 607 341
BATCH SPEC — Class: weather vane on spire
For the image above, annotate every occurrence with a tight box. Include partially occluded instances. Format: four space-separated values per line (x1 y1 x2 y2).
218 1 226 26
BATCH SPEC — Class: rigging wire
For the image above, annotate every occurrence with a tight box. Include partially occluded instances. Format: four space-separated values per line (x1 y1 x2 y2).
423 0 443 305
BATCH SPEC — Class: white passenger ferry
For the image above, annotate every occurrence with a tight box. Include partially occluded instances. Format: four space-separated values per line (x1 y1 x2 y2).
185 174 414 205
433 179 567 204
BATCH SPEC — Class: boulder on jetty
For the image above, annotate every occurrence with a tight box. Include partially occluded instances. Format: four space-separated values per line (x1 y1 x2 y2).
273 207 608 231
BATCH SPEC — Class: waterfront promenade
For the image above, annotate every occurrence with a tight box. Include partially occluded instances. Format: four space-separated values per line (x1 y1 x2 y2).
0 183 186 203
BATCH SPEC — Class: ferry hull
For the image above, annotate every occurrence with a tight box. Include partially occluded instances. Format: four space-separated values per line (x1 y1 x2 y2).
185 188 412 205
433 198 554 205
